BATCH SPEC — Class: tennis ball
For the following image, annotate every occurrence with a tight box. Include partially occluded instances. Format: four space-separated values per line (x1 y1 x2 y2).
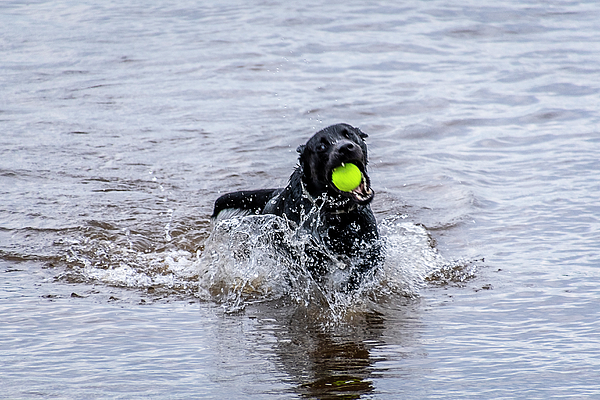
331 163 362 192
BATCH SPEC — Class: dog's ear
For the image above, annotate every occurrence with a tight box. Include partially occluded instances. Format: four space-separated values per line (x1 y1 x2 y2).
296 144 307 167
356 128 369 139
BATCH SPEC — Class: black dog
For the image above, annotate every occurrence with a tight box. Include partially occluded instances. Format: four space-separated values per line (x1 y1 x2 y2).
212 123 382 288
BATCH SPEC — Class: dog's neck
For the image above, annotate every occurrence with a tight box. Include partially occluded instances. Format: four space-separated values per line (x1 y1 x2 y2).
300 179 357 215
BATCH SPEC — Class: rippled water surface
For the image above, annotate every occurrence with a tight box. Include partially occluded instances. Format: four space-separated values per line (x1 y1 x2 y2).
2 0 600 398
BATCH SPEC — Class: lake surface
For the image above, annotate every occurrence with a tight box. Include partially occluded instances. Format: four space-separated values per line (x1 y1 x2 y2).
2 0 600 398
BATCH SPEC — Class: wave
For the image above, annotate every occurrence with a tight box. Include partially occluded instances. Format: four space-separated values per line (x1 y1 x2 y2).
61 214 475 317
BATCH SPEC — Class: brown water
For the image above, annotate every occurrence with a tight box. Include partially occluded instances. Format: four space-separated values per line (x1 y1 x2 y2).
2 0 600 398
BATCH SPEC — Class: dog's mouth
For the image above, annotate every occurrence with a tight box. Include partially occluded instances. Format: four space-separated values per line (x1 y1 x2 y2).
328 161 374 205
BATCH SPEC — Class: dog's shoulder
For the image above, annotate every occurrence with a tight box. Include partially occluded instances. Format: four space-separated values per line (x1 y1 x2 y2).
262 169 310 223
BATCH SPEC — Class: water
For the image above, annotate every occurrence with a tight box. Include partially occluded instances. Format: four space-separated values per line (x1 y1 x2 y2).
2 0 600 398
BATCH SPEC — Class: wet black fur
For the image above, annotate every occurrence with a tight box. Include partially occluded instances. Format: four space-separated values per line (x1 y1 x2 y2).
212 123 382 288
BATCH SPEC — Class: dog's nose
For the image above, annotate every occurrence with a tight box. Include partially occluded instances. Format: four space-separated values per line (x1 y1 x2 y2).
339 142 356 154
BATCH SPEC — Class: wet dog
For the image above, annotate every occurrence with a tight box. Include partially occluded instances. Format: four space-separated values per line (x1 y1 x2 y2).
212 123 382 288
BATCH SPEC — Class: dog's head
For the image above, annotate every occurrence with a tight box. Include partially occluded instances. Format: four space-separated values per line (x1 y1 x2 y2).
297 123 374 205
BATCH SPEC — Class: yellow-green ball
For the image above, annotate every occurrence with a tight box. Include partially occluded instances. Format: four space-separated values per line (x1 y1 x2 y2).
331 163 362 192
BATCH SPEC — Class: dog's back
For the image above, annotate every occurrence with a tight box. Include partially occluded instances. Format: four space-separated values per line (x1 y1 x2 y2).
212 188 282 219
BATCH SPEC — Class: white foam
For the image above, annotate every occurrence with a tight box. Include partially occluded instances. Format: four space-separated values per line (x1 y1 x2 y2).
65 214 453 315
197 214 448 314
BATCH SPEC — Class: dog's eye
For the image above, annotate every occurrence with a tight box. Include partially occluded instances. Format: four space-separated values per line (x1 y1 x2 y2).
316 140 328 152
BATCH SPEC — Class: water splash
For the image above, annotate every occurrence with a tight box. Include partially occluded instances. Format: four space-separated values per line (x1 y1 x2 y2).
197 215 296 311
62 214 471 315
197 214 452 316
